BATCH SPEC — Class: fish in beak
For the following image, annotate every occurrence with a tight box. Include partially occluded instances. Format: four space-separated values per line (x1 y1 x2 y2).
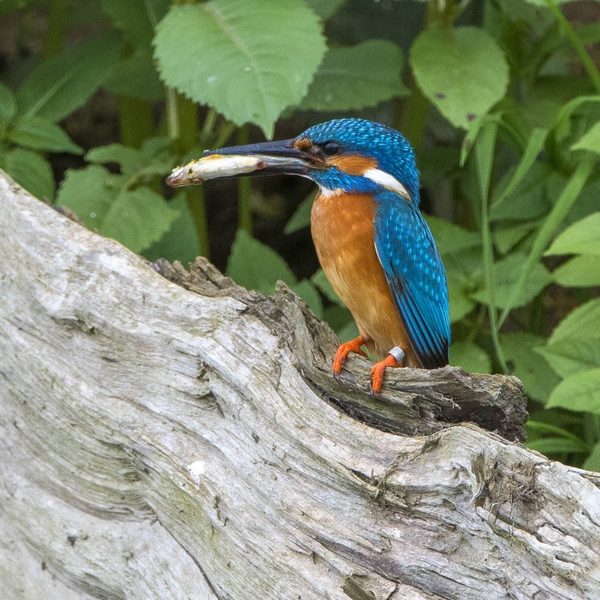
166 139 324 187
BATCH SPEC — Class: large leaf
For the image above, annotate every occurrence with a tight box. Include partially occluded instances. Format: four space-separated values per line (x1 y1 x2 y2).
471 252 552 309
547 368 600 415
553 255 600 287
227 229 296 294
537 339 600 379
410 27 509 129
545 212 600 256
143 193 200 265
424 215 480 255
101 187 178 253
57 165 177 252
154 0 326 137
571 121 600 154
16 32 123 122
550 299 600 344
8 116 82 154
298 40 407 112
449 341 491 373
3 147 54 200
501 332 560 404
57 165 123 229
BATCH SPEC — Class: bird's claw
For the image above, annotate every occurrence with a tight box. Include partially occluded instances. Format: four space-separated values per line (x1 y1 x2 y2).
332 336 367 381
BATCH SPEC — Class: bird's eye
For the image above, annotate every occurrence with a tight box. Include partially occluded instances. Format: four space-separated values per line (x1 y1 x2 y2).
321 141 340 156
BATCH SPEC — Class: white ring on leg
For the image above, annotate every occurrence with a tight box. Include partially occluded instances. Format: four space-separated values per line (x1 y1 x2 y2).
388 346 405 363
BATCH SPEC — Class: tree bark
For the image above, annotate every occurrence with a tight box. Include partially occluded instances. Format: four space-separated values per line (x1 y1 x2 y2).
1 170 599 600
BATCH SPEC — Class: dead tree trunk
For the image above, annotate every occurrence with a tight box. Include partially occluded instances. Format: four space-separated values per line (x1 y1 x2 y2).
1 170 599 600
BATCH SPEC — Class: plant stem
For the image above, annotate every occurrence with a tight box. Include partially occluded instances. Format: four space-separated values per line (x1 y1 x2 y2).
118 96 153 148
43 0 67 58
237 126 252 234
475 121 508 373
546 0 600 94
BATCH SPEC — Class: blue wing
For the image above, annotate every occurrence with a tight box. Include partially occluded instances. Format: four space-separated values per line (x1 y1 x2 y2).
374 191 450 368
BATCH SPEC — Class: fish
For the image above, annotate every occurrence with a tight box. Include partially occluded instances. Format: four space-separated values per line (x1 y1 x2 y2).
167 153 286 187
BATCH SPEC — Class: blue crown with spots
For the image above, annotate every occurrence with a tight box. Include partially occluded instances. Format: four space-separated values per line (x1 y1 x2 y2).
299 118 420 203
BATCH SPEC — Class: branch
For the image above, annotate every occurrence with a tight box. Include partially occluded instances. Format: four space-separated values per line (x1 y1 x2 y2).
1 170 599 600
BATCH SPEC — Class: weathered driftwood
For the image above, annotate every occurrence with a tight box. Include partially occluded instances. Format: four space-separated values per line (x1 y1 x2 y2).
1 169 599 600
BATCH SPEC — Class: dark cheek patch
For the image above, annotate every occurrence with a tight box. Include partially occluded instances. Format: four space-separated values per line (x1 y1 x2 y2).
328 155 378 175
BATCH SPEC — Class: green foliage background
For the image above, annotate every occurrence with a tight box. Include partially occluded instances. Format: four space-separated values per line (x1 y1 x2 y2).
1 0 599 468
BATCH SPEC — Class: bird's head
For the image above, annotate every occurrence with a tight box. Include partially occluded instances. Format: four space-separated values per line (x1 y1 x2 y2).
167 118 420 203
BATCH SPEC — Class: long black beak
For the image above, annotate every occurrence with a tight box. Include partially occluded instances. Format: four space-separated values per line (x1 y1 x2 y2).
202 138 321 176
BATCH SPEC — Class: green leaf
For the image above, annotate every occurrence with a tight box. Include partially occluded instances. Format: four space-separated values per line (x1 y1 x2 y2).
227 229 296 294
16 32 123 122
472 252 552 309
501 332 560 403
8 116 83 154
298 40 408 112
143 193 200 265
547 368 600 415
410 27 509 129
424 215 480 255
545 212 600 256
311 268 342 305
583 442 600 472
290 280 323 318
449 341 491 373
101 187 178 253
527 437 589 455
490 127 548 216
553 255 600 287
527 420 586 444
497 156 595 328
58 164 177 252
57 165 121 229
493 221 537 255
537 339 600 379
550 299 600 344
0 82 16 123
154 1 326 137
490 163 557 223
445 264 476 323
3 147 54 200
86 144 142 176
284 192 314 234
303 0 345 20
571 121 600 154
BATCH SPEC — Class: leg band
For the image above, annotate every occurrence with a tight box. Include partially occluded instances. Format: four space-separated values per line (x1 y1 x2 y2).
388 346 405 363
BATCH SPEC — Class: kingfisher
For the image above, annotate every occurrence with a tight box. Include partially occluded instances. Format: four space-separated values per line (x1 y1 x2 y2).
167 118 450 393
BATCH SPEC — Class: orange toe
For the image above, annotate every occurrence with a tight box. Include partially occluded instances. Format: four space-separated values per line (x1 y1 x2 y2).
333 335 367 376
370 354 400 394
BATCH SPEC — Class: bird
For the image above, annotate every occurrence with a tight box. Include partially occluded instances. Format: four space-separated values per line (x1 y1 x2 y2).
167 118 450 393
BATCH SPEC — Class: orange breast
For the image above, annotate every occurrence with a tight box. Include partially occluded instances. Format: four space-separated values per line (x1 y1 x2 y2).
311 191 419 365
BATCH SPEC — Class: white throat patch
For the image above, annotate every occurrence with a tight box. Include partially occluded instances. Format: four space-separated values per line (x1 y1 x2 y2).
363 168 411 200
317 185 343 198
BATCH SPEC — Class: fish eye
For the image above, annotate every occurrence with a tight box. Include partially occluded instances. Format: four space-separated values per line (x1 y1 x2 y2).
322 141 340 156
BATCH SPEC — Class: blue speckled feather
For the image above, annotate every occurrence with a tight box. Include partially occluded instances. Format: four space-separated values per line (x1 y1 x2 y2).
374 191 450 368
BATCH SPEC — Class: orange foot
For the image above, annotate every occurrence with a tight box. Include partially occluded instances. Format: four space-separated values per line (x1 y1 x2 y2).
370 353 402 394
333 335 368 378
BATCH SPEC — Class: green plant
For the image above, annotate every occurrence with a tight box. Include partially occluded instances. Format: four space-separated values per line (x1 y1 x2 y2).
1 0 599 468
